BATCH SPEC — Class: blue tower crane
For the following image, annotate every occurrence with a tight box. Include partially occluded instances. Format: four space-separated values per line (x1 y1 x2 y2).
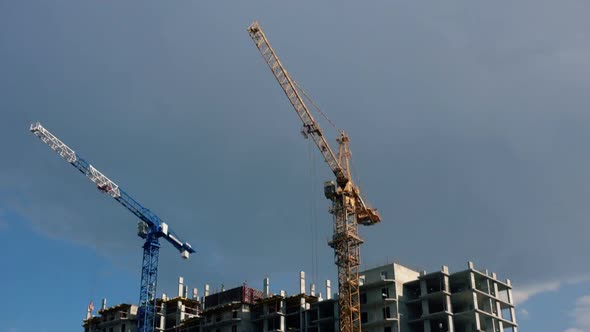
30 122 195 332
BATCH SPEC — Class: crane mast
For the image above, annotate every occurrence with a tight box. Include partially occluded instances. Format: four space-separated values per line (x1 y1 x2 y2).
248 21 381 332
30 122 195 332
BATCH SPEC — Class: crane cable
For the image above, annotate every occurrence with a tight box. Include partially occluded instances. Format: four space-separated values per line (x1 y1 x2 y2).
296 80 330 286
296 80 367 199
294 81 339 132
308 139 319 285
298 78 377 281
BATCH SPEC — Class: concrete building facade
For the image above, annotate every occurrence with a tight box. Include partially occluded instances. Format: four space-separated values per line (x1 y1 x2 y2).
358 262 421 332
84 262 517 332
83 301 138 332
359 262 518 332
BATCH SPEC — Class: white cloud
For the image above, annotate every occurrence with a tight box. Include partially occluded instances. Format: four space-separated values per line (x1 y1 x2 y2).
513 280 561 304
564 294 590 332
573 295 590 329
519 308 529 319
513 276 590 305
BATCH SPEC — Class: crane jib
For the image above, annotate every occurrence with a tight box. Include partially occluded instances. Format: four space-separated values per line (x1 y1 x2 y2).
247 22 347 182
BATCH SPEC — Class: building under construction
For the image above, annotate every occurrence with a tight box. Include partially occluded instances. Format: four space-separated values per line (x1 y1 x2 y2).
83 262 518 332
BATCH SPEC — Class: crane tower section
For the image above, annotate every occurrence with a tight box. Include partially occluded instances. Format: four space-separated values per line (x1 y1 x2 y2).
247 21 381 332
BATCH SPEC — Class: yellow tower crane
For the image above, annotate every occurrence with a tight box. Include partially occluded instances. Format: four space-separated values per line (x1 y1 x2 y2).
247 21 381 332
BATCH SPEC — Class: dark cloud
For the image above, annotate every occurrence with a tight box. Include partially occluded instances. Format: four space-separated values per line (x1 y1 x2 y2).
1 0 589 299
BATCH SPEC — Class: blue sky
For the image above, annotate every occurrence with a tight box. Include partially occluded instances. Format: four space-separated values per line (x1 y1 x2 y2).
1 1 589 331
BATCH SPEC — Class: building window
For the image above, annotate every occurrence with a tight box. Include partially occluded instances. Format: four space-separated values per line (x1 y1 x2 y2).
359 275 366 286
216 314 222 322
384 327 392 332
232 325 237 332
360 293 367 304
233 311 238 319
382 306 391 319
381 287 390 299
361 312 368 323
120 324 126 332
380 271 388 280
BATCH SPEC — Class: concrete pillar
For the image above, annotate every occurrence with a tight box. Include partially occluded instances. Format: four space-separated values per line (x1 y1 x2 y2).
446 315 454 332
469 272 476 294
468 271 481 331
264 277 270 298
101 298 107 310
471 289 478 311
300 297 306 332
263 302 269 332
177 301 186 324
300 271 306 294
442 266 452 318
159 301 166 330
310 283 316 296
86 302 92 320
442 266 450 291
492 281 504 331
444 280 452 311
326 280 332 300
178 277 184 298
183 285 189 298
280 290 286 332
491 273 498 296
419 278 430 332
193 288 198 300
506 279 518 327
203 284 210 311
420 279 429 314
490 317 498 332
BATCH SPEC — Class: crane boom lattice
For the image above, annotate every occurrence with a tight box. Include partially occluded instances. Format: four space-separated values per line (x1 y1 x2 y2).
247 22 347 187
30 122 195 332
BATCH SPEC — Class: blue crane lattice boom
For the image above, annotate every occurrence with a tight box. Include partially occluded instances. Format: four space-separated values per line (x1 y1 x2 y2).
30 122 195 332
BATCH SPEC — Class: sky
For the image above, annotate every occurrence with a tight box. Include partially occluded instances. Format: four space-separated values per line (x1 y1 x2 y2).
0 1 589 331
